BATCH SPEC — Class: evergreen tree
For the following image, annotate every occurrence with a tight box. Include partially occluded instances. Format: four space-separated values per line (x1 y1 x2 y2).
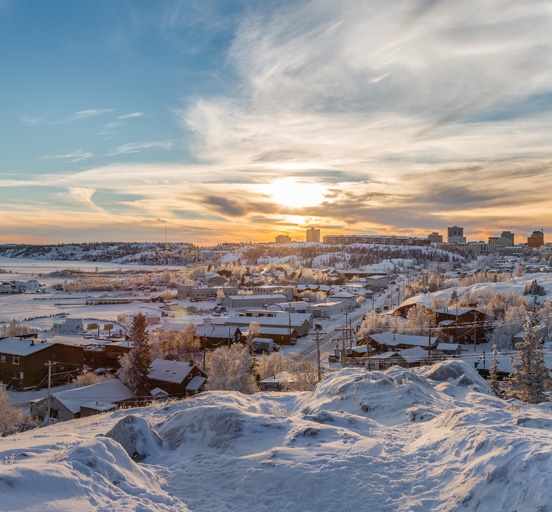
507 314 551 404
119 313 152 398
489 344 502 397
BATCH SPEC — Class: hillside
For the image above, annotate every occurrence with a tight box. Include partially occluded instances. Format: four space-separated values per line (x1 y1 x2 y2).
2 360 552 511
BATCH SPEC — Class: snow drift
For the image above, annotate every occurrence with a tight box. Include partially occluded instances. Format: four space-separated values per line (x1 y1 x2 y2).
2 360 552 511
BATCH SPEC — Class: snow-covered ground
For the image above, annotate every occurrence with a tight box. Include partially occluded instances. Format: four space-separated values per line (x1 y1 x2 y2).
2 360 552 511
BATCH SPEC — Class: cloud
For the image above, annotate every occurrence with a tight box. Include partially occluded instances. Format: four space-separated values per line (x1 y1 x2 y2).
66 187 105 212
20 116 42 126
118 112 144 119
106 140 174 156
41 150 94 163
54 109 115 124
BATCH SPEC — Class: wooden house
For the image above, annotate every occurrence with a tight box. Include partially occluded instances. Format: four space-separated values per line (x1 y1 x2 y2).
147 358 208 397
0 337 83 389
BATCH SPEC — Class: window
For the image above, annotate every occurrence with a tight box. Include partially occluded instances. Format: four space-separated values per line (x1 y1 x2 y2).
12 355 20 365
0 355 5 363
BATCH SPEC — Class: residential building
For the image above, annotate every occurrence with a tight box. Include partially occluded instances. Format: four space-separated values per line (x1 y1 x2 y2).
528 230 545 247
501 231 515 246
306 227 320 242
275 235 292 244
147 358 207 397
447 226 466 244
0 337 83 389
30 379 135 422
428 232 443 243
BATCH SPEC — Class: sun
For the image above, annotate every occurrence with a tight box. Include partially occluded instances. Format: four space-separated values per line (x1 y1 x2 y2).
266 179 327 208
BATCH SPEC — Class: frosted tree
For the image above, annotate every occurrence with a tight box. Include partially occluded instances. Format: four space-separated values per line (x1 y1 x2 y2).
507 314 552 404
489 344 502 397
206 343 258 394
0 385 22 434
358 311 388 338
118 313 152 398
284 352 319 391
257 351 286 381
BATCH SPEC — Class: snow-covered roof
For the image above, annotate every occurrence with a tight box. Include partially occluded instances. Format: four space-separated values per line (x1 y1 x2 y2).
399 346 428 363
0 337 50 356
195 324 240 338
368 332 438 347
148 358 196 384
436 342 460 351
186 376 207 392
53 379 134 414
434 307 482 316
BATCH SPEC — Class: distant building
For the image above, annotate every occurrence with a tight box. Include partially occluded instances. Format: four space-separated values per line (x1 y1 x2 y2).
447 226 466 244
428 232 443 244
306 227 320 242
528 230 544 247
501 231 515 246
275 235 292 244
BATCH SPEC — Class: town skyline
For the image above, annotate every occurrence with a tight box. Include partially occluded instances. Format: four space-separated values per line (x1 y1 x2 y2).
2 1 552 245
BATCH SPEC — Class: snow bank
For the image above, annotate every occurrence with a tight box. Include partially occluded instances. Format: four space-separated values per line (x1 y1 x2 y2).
4 361 552 511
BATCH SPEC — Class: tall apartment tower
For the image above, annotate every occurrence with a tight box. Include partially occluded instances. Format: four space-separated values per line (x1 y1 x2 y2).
447 226 466 244
428 232 443 243
527 230 544 247
275 235 292 244
306 227 320 242
501 231 514 246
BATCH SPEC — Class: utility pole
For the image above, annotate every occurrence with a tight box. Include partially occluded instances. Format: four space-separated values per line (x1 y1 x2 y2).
202 336 206 370
473 310 478 352
313 324 325 383
45 361 56 426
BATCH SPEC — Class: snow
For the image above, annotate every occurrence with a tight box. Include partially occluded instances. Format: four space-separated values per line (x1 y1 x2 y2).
3 360 552 511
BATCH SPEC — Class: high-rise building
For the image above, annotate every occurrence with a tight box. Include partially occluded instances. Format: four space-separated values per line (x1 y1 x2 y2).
447 226 466 244
428 232 443 243
275 235 292 244
306 227 320 242
528 230 544 247
501 231 514 246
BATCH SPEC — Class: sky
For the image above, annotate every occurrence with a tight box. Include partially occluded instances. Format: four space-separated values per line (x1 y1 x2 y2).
1 0 552 245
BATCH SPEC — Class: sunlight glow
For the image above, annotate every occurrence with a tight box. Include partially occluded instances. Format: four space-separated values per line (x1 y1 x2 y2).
266 179 327 208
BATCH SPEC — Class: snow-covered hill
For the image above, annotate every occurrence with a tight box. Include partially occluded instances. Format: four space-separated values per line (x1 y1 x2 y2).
2 360 552 511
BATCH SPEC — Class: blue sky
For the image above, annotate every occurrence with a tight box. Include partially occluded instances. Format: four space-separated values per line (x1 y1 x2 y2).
1 0 551 244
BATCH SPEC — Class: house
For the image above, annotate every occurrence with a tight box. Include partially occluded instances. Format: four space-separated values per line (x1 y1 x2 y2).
251 285 295 300
435 342 462 356
221 294 288 309
214 313 311 338
365 352 408 370
176 284 238 301
194 324 243 350
0 337 83 389
0 281 16 294
433 307 486 345
399 346 430 367
328 292 357 310
147 358 208 397
311 301 349 318
365 332 439 354
253 338 275 354
259 372 298 392
251 327 298 346
53 317 84 334
30 379 135 422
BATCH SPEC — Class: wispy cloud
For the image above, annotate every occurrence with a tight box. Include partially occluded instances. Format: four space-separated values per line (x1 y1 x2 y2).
41 150 94 163
65 187 105 212
106 140 174 156
52 109 115 125
118 112 144 120
20 116 43 126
